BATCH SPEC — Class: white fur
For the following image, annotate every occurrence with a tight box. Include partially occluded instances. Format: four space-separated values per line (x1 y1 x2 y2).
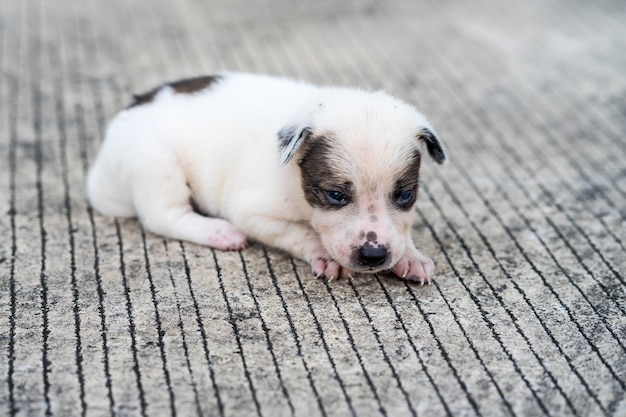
87 73 446 283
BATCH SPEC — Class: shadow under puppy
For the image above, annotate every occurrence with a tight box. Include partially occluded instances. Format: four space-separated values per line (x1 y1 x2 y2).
87 73 447 283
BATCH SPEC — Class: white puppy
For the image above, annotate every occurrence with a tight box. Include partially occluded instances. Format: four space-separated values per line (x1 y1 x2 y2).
87 73 447 283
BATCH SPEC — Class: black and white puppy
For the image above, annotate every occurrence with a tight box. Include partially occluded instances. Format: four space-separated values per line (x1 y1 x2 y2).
87 73 447 283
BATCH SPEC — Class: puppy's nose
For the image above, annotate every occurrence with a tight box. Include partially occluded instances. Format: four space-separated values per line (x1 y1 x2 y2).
358 244 388 267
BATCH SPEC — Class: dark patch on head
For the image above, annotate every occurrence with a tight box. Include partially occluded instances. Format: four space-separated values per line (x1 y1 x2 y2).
418 127 446 164
366 231 377 242
128 75 222 108
370 215 378 223
298 133 353 210
390 149 421 211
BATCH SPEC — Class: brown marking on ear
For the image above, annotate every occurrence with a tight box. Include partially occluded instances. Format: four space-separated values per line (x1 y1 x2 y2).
298 133 353 210
128 75 222 108
418 127 447 164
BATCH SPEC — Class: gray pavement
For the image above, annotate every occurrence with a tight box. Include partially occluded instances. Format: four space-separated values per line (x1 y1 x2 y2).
1 0 626 416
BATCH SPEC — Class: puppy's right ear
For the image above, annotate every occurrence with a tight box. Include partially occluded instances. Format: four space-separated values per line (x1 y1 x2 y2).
417 127 447 165
278 123 312 165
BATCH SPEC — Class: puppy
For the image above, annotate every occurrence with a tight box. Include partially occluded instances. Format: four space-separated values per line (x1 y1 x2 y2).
86 73 447 283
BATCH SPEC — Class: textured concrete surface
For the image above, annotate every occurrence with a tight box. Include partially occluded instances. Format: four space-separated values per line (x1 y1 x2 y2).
1 0 626 416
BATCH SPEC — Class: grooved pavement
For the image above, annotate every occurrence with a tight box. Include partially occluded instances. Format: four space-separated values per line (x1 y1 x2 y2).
1 0 625 416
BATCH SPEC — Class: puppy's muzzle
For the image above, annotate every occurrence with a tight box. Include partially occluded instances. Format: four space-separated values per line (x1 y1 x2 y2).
357 243 388 267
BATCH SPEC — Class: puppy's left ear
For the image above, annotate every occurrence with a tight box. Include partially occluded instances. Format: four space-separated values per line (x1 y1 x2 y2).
278 123 312 165
417 127 447 164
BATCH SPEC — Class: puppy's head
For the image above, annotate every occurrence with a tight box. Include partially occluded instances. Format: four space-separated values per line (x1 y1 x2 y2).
278 89 446 273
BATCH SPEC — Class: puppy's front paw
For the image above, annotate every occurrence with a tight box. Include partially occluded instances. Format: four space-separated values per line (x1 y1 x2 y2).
311 256 354 282
205 219 247 251
391 253 435 285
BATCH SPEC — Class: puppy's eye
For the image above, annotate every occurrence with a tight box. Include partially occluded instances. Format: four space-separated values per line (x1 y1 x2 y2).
397 190 414 205
325 190 348 206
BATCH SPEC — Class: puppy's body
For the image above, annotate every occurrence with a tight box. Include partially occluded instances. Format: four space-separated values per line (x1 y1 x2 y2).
87 73 446 282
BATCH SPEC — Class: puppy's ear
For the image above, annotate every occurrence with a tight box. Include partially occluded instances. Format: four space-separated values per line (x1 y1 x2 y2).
278 124 312 165
417 127 447 164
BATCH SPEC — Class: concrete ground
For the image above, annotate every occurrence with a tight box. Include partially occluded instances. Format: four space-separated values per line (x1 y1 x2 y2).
1 0 625 416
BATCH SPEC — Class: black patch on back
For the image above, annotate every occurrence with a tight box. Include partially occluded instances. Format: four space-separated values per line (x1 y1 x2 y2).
169 75 221 94
127 75 222 109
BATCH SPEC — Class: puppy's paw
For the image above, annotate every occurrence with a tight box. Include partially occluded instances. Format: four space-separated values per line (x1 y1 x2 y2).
311 256 354 282
205 219 247 251
391 253 435 285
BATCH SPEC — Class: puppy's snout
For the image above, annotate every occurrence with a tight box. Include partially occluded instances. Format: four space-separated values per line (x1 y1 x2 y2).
358 243 388 267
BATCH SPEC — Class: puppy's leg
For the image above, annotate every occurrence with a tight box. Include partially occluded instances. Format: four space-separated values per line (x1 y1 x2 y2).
133 154 246 251
239 216 352 280
391 241 436 285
